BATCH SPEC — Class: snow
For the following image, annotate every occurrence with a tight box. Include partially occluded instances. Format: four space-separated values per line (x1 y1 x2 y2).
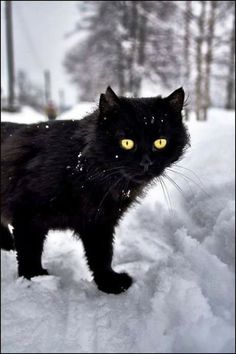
1 106 235 353
0 102 96 124
57 102 97 121
1 106 46 124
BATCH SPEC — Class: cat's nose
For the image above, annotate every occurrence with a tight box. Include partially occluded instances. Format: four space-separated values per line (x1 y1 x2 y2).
140 154 153 172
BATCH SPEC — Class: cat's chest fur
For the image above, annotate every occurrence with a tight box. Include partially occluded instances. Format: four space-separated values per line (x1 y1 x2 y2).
66 174 140 226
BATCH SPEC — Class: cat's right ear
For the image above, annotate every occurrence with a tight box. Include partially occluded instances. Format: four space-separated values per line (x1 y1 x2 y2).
99 86 120 116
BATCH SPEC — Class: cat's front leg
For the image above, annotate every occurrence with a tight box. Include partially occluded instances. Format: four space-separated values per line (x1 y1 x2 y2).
78 223 132 294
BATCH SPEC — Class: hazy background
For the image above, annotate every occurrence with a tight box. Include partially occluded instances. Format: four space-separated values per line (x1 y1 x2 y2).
1 1 79 106
1 1 235 118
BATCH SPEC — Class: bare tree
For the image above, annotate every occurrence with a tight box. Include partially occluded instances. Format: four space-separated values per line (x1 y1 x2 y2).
202 1 217 120
64 1 179 101
64 0 234 112
225 9 235 110
183 1 192 121
195 1 206 121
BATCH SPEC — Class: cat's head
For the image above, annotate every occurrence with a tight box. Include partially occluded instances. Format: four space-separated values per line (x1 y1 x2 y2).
93 86 189 184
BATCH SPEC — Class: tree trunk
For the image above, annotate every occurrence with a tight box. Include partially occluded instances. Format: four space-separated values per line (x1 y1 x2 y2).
117 1 128 95
130 1 147 97
127 1 138 96
203 1 217 120
195 1 206 121
117 41 125 96
184 0 192 121
225 11 235 110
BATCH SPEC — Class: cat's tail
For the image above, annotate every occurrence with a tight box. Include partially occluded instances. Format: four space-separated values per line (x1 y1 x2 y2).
1 224 15 250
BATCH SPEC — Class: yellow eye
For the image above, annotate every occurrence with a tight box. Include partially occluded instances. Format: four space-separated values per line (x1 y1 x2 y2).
120 139 135 150
154 138 167 150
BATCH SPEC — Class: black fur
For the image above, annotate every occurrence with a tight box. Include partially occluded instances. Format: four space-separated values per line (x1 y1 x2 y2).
1 87 189 294
1 122 26 144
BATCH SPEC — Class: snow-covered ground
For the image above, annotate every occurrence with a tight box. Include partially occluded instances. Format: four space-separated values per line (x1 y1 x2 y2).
1 106 46 124
58 102 97 121
1 106 235 353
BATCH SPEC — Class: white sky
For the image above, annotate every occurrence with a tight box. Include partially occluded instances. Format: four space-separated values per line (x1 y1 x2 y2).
1 1 80 106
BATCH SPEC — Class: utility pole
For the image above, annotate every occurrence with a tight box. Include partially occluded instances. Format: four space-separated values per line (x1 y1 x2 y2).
5 0 15 110
44 70 51 105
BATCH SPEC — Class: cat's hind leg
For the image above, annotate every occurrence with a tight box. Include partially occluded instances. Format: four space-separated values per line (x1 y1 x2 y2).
13 218 49 279
1 223 15 250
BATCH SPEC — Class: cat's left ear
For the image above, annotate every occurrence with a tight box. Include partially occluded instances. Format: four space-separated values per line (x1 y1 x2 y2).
166 87 185 113
99 86 120 115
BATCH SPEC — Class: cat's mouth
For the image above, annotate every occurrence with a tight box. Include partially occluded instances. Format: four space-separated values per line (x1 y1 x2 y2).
121 170 155 184
134 173 154 183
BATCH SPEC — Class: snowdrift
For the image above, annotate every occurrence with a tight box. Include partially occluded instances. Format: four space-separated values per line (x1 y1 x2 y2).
1 106 235 353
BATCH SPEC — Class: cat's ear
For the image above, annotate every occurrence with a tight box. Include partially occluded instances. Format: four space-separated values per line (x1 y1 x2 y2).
166 87 185 112
99 86 120 115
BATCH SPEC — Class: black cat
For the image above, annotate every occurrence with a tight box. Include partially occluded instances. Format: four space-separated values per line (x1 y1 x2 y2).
1 87 189 294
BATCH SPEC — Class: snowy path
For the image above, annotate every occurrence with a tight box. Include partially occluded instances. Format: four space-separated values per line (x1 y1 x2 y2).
1 108 235 353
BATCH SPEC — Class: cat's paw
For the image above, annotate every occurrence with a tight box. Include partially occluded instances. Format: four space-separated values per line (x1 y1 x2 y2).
19 267 49 279
95 271 133 294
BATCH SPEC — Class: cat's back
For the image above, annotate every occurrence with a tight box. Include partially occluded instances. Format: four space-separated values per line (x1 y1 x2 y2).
1 119 81 156
1 122 27 144
1 119 86 223
1 119 83 190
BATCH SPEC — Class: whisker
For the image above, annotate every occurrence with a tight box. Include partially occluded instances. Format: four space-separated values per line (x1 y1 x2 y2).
161 175 174 213
162 173 193 204
163 173 185 195
167 167 209 197
170 170 194 194
157 176 172 212
173 164 206 189
87 165 125 182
